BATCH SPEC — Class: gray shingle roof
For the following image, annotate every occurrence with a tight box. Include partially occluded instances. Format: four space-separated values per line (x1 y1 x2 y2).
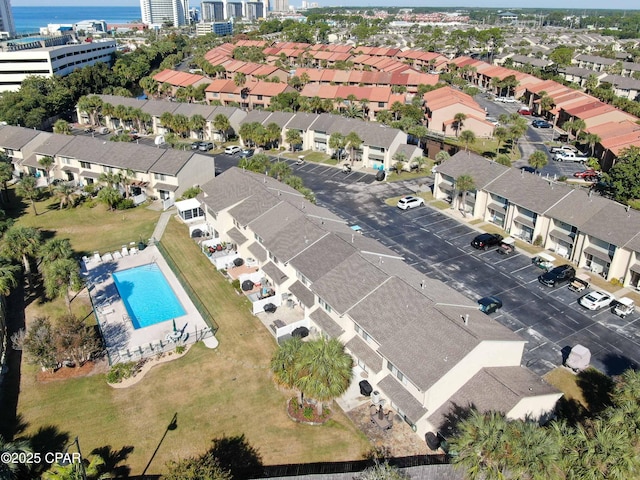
262 261 289 285
226 227 247 245
345 335 382 373
428 366 560 434
171 103 216 118
228 189 281 226
309 308 345 338
289 281 315 309
378 374 428 424
544 189 610 229
25 132 74 156
484 169 573 214
141 98 180 116
286 112 319 130
312 254 390 315
0 125 43 150
436 151 510 190
263 111 295 128
242 110 273 125
289 233 358 283
579 201 640 248
97 94 147 110
150 149 195 176
248 242 267 262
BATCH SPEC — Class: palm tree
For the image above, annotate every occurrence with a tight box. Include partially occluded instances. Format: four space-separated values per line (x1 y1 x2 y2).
295 336 353 415
584 133 601 157
345 131 362 165
265 122 282 149
285 129 302 151
435 150 450 165
454 174 475 215
1 435 33 480
54 183 78 209
118 169 136 198
239 122 256 147
528 150 548 173
39 238 73 265
97 186 122 211
0 258 20 297
2 225 42 288
449 410 511 479
213 114 231 142
77 95 104 126
43 258 83 313
493 126 509 154
453 112 467 137
269 161 292 181
53 119 71 135
459 130 476 151
328 132 346 157
233 72 246 87
16 176 40 215
271 337 305 403
159 112 174 133
392 151 407 174
189 114 207 140
0 156 13 204
99 171 121 190
38 155 55 188
172 114 190 138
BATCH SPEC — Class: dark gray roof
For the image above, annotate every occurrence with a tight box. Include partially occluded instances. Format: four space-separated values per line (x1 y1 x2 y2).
349 276 518 391
510 54 550 68
0 125 43 150
561 66 604 78
545 189 610 229
345 335 382 373
436 151 510 190
392 143 422 160
326 116 405 149
242 110 273 125
378 374 428 424
602 74 640 91
97 94 147 110
249 203 327 263
153 181 178 192
289 233 358 283
200 168 262 212
226 227 247 245
150 149 194 176
262 261 289 285
428 366 560 434
575 54 616 65
25 132 74 156
227 189 281 226
248 242 267 262
309 308 344 338
141 99 180 116
484 168 573 214
312 254 390 315
289 281 315 309
263 111 295 128
287 112 319 130
171 102 216 118
579 201 640 248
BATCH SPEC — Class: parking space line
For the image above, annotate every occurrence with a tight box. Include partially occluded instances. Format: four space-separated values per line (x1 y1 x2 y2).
512 264 534 274
448 231 476 240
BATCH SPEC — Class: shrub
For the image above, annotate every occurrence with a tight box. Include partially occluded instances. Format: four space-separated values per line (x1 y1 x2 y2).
175 345 185 354
610 278 624 287
533 235 543 247
303 406 314 420
106 362 136 383
231 279 241 292
558 175 568 182
83 184 97 195
116 198 135 210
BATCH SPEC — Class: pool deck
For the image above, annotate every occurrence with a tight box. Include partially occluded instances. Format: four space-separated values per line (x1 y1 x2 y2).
83 245 215 364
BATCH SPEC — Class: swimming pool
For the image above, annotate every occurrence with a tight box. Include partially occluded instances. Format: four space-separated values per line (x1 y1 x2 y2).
111 263 185 329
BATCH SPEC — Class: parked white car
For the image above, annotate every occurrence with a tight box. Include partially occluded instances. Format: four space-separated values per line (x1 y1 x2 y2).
224 145 241 155
579 290 615 310
397 195 425 210
554 151 587 163
550 145 578 155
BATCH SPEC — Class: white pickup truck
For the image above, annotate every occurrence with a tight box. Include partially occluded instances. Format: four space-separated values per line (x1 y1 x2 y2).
553 151 587 163
549 145 578 154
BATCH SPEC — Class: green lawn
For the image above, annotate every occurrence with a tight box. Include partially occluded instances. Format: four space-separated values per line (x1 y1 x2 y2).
12 212 371 475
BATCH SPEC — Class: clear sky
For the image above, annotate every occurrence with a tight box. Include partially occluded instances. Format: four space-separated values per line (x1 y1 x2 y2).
9 0 640 9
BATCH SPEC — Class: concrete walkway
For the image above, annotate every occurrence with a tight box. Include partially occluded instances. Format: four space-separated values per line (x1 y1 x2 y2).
150 207 175 243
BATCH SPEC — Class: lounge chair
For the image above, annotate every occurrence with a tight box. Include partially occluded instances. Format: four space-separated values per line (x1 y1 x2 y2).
113 251 123 259
121 246 129 256
92 251 101 263
130 247 138 255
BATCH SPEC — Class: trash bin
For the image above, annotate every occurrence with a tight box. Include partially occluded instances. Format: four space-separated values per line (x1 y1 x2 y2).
138 241 146 251
359 380 373 396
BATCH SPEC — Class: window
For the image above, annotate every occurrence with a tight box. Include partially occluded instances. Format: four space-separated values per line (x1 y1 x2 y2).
80 161 91 169
387 361 407 385
257 95 263 100
154 173 166 181
296 271 310 286
61 157 71 165
103 166 114 173
354 323 372 343
378 102 385 108
4 148 14 156
268 251 279 264
318 297 332 313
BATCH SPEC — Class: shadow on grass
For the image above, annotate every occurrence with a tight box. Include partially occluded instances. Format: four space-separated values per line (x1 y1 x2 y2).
576 368 615 415
208 434 263 479
91 444 135 478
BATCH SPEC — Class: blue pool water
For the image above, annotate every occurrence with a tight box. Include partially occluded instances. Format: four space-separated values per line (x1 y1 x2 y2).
112 264 185 329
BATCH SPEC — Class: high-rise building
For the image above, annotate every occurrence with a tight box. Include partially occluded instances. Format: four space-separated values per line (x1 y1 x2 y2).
271 0 289 12
139 0 190 27
0 0 15 37
201 1 225 22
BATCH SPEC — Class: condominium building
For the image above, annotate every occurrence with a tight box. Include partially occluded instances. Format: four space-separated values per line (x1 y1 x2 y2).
0 0 15 38
0 37 116 92
271 0 289 12
139 0 190 27
201 0 266 20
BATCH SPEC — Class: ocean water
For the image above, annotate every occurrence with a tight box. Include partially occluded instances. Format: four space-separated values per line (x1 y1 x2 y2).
12 6 142 35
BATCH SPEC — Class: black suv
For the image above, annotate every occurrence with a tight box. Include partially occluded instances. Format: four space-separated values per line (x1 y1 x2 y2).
471 233 503 250
538 265 576 287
